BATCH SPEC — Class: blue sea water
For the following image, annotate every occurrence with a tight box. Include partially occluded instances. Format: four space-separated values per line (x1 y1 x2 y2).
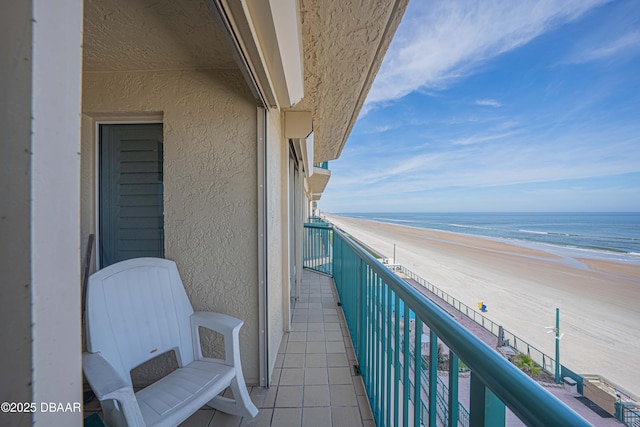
336 212 640 263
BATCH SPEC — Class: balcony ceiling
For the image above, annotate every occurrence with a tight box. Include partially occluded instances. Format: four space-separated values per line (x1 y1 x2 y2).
83 0 237 72
83 0 407 164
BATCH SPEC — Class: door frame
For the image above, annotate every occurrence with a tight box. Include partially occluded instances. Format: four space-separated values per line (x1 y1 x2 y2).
94 117 163 269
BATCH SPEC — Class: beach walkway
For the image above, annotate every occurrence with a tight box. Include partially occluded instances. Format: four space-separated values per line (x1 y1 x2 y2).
399 272 623 426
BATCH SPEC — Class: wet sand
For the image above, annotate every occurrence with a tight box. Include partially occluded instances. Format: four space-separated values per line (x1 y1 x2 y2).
326 214 640 394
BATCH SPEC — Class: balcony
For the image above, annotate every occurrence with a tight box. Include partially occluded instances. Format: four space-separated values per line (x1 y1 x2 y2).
83 221 623 426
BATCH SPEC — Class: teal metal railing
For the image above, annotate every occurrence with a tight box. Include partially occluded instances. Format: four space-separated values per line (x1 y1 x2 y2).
304 222 591 427
620 404 640 427
307 216 329 224
303 222 333 275
314 161 329 169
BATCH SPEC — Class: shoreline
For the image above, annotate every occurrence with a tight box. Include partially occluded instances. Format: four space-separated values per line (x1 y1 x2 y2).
325 214 640 394
333 214 640 275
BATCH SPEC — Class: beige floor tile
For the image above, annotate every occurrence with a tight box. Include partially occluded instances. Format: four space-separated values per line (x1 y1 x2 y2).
325 341 346 354
353 377 366 396
270 368 281 385
328 367 353 385
291 323 307 331
304 367 328 385
357 395 373 420
279 368 304 386
307 322 324 331
271 408 301 426
324 331 343 342
286 341 306 354
178 409 214 427
323 315 340 323
283 353 305 368
303 385 330 407
260 386 277 408
273 354 284 368
330 384 358 406
288 332 307 342
210 410 242 427
275 385 303 408
331 406 362 427
305 353 327 368
302 407 332 427
250 387 269 408
306 331 326 341
240 408 273 426
326 353 348 367
306 341 326 354
324 323 341 331
277 338 288 354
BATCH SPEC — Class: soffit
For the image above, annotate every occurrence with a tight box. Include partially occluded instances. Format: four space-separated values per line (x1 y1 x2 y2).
83 0 237 72
293 0 408 163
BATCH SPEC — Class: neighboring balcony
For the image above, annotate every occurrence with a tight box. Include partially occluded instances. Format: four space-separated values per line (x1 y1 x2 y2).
308 162 331 201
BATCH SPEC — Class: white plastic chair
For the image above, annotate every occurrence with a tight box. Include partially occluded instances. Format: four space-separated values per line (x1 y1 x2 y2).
82 258 258 426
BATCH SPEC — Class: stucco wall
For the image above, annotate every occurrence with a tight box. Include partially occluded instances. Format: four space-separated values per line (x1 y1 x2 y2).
0 2 33 424
266 109 288 377
81 69 261 384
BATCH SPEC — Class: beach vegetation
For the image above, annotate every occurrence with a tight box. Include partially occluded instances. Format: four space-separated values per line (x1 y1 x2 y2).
512 353 541 377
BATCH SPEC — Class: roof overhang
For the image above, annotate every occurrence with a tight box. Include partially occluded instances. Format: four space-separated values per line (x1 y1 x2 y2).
291 0 409 163
212 0 305 109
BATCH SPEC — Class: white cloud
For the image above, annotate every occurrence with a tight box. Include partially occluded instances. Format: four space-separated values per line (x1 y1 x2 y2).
328 129 640 196
563 30 640 64
365 0 611 110
450 131 517 146
475 99 502 107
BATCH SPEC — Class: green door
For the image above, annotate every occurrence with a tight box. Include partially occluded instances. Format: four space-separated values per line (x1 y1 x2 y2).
99 123 164 268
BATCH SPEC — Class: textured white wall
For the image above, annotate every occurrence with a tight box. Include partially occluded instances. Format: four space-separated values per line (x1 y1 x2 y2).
31 0 84 425
266 109 288 375
82 69 261 383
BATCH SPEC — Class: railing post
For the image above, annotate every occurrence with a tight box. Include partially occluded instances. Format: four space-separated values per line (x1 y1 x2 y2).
403 304 410 427
470 371 506 427
414 319 422 427
448 353 459 427
394 293 400 427
429 330 438 426
386 286 393 427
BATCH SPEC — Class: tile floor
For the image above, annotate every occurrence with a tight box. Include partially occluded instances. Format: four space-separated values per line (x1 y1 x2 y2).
85 270 373 427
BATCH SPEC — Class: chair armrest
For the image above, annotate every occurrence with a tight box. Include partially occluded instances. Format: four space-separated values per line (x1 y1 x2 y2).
82 352 131 401
191 311 243 336
191 312 244 366
83 353 146 426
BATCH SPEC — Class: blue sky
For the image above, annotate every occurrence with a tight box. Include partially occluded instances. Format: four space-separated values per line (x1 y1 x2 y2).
321 0 640 213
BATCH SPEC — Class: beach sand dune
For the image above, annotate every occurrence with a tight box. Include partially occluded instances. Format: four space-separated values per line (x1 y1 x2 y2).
326 214 640 395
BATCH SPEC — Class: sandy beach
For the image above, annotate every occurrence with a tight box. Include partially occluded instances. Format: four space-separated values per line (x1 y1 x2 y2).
325 214 640 395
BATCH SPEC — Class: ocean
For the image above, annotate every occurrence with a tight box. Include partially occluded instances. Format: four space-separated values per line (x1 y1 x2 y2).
335 212 640 263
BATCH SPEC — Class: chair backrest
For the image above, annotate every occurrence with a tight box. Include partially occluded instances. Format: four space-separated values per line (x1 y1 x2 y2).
86 258 195 386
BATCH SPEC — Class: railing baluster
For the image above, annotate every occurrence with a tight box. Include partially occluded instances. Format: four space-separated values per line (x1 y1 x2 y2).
394 292 400 427
448 353 459 427
403 303 410 427
414 318 422 427
429 330 438 427
387 286 393 427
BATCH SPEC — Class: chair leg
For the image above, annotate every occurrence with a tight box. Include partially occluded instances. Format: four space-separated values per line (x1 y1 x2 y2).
206 377 259 418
